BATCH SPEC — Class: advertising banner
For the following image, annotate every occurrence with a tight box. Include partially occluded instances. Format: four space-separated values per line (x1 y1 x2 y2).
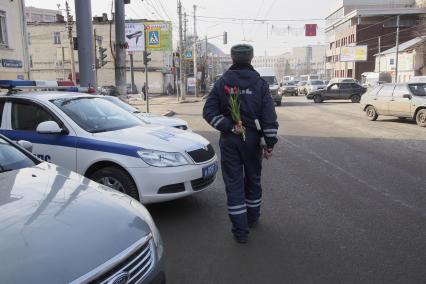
145 22 173 52
340 45 368 62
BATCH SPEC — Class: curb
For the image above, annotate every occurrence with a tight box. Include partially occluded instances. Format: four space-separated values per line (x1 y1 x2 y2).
163 110 176 117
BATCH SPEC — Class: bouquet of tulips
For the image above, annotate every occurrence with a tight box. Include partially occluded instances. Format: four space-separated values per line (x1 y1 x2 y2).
225 85 246 141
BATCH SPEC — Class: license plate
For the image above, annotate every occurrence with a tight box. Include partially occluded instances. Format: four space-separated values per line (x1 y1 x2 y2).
202 162 218 178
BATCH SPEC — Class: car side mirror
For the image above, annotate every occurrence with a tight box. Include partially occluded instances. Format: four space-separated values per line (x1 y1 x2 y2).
36 121 65 134
17 140 33 153
403 94 412 100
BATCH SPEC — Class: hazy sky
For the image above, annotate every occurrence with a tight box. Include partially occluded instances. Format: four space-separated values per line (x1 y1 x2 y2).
25 0 338 55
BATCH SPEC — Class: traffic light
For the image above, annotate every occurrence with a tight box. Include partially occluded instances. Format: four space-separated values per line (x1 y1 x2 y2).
223 31 228 45
98 47 108 68
143 50 152 65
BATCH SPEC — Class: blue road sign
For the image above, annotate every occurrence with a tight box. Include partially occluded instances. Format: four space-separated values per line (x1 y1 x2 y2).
148 30 160 47
185 51 193 60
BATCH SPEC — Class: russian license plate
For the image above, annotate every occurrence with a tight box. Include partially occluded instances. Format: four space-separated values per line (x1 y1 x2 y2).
202 162 218 178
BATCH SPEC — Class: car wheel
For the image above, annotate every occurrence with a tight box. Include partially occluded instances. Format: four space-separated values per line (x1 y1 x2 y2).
351 94 361 103
276 100 282 106
313 95 323 103
366 106 378 121
91 166 140 200
416 109 426 127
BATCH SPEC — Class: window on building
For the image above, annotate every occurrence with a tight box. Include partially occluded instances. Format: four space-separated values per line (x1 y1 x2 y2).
0 10 8 47
30 55 33 68
53 31 61 44
28 32 31 45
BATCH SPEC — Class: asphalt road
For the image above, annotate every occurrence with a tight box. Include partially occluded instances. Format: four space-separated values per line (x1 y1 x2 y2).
147 96 426 284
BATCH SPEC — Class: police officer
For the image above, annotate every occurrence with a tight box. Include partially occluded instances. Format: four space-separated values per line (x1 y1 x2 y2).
203 44 279 243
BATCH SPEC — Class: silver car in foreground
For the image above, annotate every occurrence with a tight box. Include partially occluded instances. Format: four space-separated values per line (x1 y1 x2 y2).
361 83 426 127
0 135 166 284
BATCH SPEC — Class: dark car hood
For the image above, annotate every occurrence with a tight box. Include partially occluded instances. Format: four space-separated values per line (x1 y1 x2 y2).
0 163 152 284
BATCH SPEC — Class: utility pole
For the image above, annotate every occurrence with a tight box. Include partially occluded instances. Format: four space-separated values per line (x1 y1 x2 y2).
178 1 186 100
114 0 127 96
394 15 400 83
65 1 76 84
205 35 209 83
378 36 381 72
193 5 198 97
75 0 96 87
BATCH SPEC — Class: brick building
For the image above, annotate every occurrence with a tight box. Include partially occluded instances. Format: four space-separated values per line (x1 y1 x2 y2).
325 0 425 80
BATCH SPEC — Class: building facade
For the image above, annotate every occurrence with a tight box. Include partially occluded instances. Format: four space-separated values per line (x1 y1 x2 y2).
375 37 425 82
25 6 63 23
252 45 327 81
0 0 30 80
27 14 173 94
325 0 425 80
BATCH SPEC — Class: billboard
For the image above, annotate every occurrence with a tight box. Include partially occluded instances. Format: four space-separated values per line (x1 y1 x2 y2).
340 45 368 62
145 22 173 52
125 23 145 52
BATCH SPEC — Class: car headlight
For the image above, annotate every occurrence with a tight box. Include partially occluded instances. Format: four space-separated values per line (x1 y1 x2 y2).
137 150 191 167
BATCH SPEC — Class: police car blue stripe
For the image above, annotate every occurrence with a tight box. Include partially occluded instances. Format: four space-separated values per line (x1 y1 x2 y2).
0 130 143 158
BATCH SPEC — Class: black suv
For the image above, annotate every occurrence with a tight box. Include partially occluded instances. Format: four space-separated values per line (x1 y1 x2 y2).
307 82 367 103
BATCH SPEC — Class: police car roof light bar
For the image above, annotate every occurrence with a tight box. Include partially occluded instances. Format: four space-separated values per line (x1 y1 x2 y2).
0 80 95 94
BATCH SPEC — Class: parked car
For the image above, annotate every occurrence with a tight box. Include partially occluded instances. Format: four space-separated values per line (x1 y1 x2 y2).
256 67 282 106
307 82 367 103
98 85 120 97
297 81 308 95
409 76 426 83
0 134 165 284
0 80 218 204
305 80 327 94
102 96 190 130
279 81 298 96
361 83 426 127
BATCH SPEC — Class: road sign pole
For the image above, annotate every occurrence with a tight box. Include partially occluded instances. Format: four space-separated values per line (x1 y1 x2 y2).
130 52 136 94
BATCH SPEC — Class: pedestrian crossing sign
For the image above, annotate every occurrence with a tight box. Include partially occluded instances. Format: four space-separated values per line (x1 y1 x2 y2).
184 50 193 60
148 30 160 47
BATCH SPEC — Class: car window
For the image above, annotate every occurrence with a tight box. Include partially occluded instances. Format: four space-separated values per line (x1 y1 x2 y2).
329 84 339 91
12 102 56 131
393 85 409 98
262 76 277 85
340 83 352 90
377 85 395 97
409 83 426 96
53 97 141 133
351 83 361 89
367 85 383 97
310 80 323 85
0 137 37 173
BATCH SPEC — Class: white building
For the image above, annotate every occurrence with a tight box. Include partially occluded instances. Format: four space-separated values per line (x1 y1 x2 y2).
25 6 63 23
375 36 425 82
27 18 174 94
0 0 30 80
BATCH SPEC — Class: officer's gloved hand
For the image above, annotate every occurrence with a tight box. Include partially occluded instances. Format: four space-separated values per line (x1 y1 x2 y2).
232 124 245 135
263 149 273 160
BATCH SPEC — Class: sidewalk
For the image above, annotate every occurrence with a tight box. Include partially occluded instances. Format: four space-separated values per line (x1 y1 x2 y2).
127 94 204 116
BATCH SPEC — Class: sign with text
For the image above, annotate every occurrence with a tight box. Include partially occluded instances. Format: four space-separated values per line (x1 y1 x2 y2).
125 23 145 52
2 59 23 68
340 45 368 62
145 22 173 52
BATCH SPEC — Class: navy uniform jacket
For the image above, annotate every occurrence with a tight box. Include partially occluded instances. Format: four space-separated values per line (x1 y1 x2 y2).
203 65 279 149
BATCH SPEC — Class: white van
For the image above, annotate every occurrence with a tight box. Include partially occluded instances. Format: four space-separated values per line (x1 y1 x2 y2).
256 67 282 106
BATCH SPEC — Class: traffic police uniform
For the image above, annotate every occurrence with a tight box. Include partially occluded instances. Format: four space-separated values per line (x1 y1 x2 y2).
203 44 279 243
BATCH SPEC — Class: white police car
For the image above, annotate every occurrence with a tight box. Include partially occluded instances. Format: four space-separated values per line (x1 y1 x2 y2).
0 80 218 204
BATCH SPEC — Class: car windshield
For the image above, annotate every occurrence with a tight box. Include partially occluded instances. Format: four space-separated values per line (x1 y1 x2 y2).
52 97 142 133
0 137 38 173
409 84 426 96
101 96 140 113
310 80 323 85
286 82 296 86
262 76 278 85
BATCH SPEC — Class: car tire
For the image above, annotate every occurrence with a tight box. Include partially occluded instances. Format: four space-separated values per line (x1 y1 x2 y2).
416 109 426 127
351 94 361 103
313 95 323 103
366 106 378 121
90 166 140 200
